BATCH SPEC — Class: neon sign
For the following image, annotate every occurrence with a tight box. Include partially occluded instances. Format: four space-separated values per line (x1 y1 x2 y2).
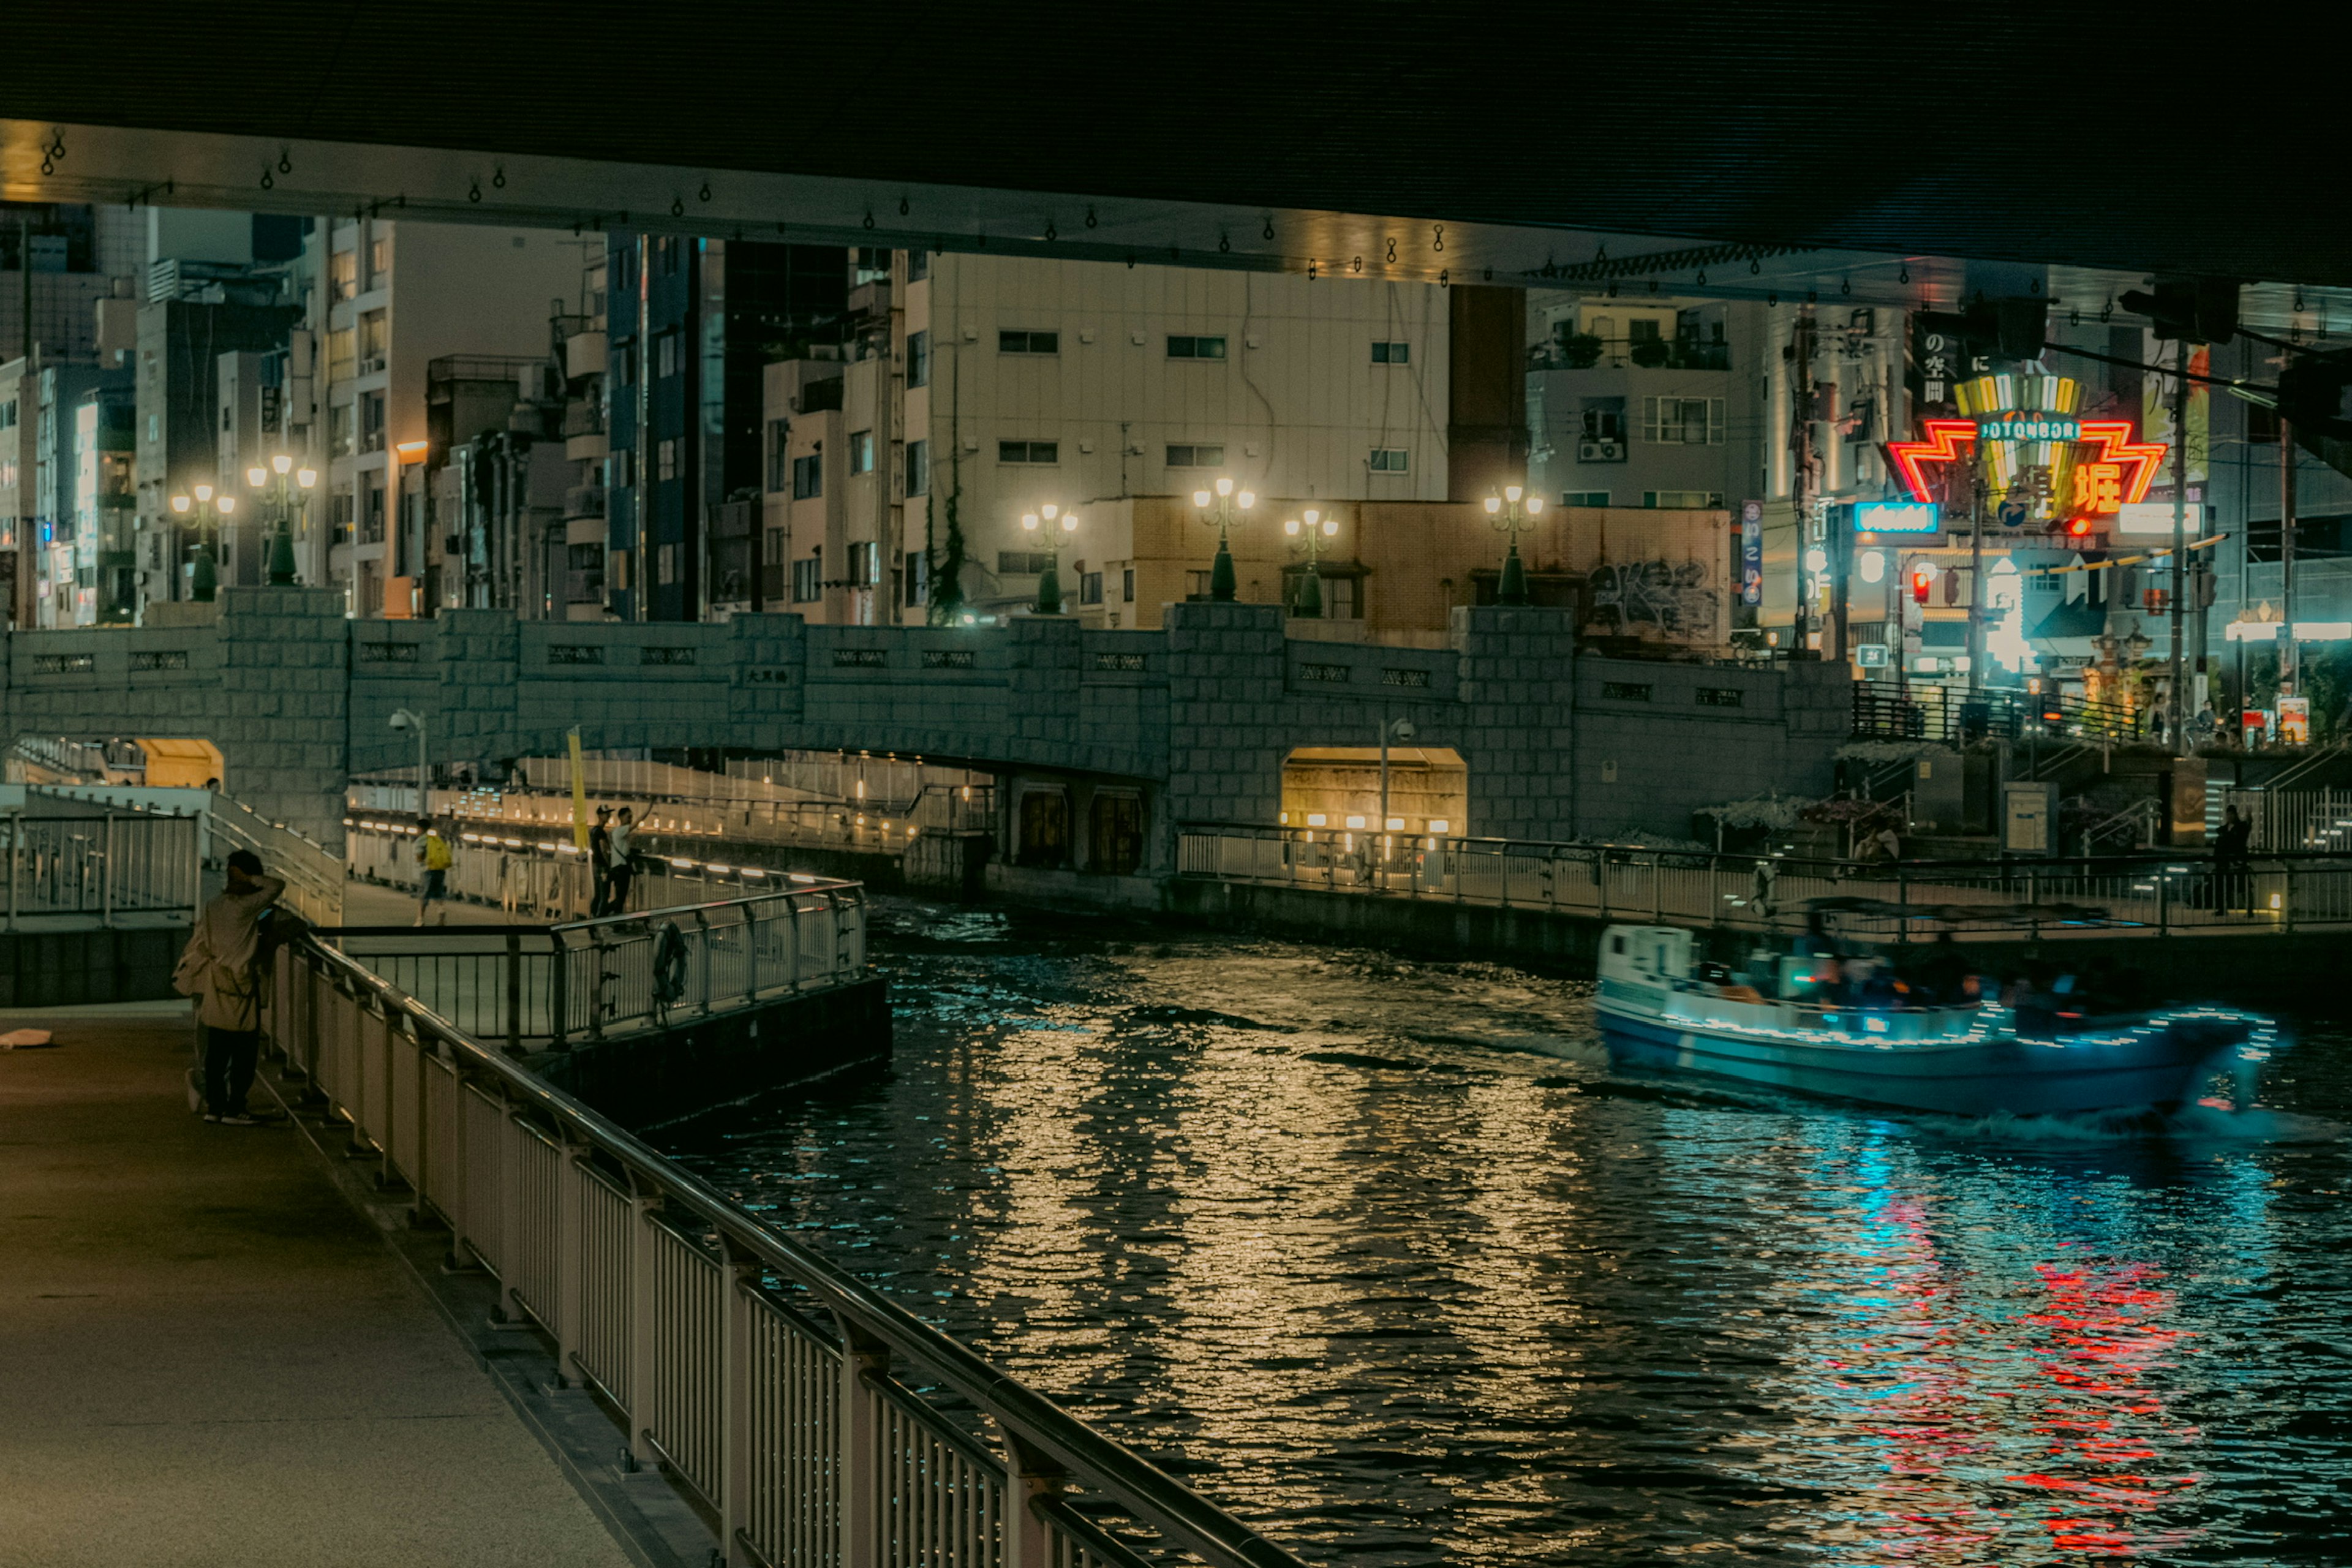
1852 501 1939 534
1978 415 2080 443
1884 420 2166 521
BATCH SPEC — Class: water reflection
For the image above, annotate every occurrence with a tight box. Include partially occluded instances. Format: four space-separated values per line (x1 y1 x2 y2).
667 901 2352 1565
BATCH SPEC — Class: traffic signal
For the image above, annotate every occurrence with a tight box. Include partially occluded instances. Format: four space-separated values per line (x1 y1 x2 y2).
1911 564 1934 605
2067 514 2094 537
2119 278 2239 345
1917 298 2046 361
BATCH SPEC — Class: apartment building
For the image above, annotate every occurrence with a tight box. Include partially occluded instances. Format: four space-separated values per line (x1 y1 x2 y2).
301 219 578 616
765 249 1486 627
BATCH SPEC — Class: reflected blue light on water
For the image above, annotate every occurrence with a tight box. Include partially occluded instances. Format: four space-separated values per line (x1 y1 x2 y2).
665 903 2352 1565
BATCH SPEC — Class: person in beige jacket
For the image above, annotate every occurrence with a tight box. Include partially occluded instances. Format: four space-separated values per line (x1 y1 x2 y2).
173 850 286 1125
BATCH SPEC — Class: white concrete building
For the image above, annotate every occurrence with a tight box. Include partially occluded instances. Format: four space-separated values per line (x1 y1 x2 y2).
767 251 1461 624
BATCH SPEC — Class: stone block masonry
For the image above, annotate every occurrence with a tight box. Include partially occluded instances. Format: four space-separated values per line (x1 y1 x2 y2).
2 589 1840 857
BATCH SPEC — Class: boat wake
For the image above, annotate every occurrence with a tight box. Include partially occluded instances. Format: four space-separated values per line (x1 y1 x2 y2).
1926 1099 2348 1147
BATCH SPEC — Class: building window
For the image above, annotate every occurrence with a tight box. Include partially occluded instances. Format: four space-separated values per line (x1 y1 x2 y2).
1164 443 1224 468
359 310 386 369
907 330 929 388
792 551 822 601
1562 490 1611 507
657 438 678 483
1641 396 1725 445
999 330 1059 355
1581 398 1627 443
368 236 390 286
330 249 357 301
1123 567 1135 602
657 235 679 275
906 250 929 284
997 551 1055 575
767 419 791 491
792 448 823 499
330 491 354 544
1642 490 1726 508
611 447 635 489
1167 335 1227 360
998 440 1057 465
1368 447 1409 472
1371 341 1410 364
361 475 386 544
904 550 928 606
850 431 875 473
905 439 929 497
1079 570 1104 605
329 404 353 458
657 543 677 584
846 541 880 586
612 339 636 385
360 391 386 452
655 330 679 379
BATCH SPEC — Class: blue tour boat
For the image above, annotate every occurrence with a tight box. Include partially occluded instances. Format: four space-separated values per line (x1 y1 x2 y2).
1595 924 2272 1117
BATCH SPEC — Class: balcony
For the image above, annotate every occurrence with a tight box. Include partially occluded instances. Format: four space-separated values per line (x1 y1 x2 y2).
564 330 607 379
560 399 605 439
564 484 606 520
1530 336 1732 372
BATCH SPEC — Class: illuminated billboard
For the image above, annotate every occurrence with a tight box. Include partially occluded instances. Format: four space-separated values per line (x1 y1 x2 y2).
1852 501 1940 534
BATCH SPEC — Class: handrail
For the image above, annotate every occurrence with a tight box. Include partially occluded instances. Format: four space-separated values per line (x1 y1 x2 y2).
287 933 1308 1568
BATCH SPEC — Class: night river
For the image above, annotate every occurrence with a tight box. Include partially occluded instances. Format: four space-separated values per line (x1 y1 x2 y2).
663 899 2352 1566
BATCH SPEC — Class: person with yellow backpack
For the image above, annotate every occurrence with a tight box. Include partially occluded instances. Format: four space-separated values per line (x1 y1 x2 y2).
414 821 454 925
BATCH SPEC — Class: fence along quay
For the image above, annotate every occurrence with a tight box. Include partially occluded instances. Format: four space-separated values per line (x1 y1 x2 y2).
268 917 1306 1568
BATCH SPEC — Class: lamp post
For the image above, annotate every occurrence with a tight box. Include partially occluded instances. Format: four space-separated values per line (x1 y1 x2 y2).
1018 504 1078 614
246 453 317 586
168 483 236 603
1191 476 1255 602
388 708 428 819
1483 484 1545 606
1283 508 1340 617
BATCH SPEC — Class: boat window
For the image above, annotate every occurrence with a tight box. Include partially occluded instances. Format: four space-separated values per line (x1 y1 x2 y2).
1610 935 1626 955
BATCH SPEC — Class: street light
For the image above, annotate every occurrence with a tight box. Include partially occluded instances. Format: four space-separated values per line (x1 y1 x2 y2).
1482 484 1545 606
1283 507 1340 618
1018 504 1078 614
244 453 315 586
170 484 235 601
1191 475 1256 603
388 708 428 819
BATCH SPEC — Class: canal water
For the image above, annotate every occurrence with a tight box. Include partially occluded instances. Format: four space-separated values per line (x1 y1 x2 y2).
665 900 2352 1566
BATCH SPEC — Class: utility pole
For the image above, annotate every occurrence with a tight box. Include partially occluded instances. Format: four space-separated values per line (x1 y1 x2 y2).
2169 338 2189 756
1967 463 1986 693
1790 308 1815 654
2281 412 2297 703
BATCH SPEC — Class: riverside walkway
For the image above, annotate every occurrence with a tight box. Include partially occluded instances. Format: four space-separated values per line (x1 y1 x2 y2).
0 1006 633 1568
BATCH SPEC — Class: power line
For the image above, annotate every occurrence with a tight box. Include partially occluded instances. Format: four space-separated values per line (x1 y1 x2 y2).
2040 338 2275 399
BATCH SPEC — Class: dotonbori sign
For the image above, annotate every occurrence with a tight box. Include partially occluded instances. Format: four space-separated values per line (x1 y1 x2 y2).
1883 373 2166 535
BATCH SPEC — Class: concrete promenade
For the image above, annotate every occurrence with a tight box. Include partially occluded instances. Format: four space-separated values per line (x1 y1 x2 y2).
0 1008 632 1568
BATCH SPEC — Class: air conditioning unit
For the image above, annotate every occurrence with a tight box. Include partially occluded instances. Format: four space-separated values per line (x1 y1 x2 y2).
1577 439 1626 462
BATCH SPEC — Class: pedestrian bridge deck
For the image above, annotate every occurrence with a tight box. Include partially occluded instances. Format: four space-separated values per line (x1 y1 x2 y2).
0 1007 633 1568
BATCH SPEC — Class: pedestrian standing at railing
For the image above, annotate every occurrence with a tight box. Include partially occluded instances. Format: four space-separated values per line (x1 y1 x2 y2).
173 850 285 1126
588 805 614 916
413 822 453 927
607 807 637 913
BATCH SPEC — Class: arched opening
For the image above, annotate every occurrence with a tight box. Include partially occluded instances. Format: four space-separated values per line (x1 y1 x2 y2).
1279 747 1468 835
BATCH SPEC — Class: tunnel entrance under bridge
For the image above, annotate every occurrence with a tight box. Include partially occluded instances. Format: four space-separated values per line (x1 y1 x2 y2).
1280 747 1468 837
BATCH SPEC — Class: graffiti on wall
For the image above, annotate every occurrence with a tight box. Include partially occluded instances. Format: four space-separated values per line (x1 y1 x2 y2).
1588 557 1719 640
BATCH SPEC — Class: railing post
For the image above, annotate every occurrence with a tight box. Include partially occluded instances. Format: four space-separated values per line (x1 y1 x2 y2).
2157 865 2169 936
694 909 714 1017
552 1139 586 1389
1596 851 1610 919
743 903 761 1003
625 1186 661 1465
505 932 524 1055
998 1433 1068 1568
102 815 115 927
2283 862 2296 934
837 1325 889 1568
720 1244 758 1567
6 810 20 932
549 932 570 1050
1651 851 1663 922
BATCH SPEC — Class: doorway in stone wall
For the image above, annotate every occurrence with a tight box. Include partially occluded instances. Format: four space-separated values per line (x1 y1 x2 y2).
1089 792 1144 875
1017 790 1069 866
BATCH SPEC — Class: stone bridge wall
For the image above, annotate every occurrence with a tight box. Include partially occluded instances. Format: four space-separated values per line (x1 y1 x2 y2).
1 589 1845 856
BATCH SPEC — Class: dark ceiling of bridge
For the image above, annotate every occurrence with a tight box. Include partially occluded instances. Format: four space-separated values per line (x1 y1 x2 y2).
9 2 2338 284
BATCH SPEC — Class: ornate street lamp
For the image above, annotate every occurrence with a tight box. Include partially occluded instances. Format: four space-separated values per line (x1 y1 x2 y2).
169 483 236 602
246 453 316 586
1191 475 1255 602
1019 504 1077 614
1483 484 1545 606
1283 507 1340 617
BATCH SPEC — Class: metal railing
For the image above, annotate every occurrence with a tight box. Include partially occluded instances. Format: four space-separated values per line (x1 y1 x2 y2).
1177 821 2352 939
266 930 1304 1568
1 806 199 927
206 796 347 927
330 855 865 1049
1852 679 2141 743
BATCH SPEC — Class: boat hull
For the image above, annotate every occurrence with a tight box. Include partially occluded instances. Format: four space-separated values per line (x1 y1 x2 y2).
1597 1008 2255 1117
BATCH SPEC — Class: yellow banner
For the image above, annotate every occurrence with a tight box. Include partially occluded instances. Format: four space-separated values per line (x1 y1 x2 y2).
568 728 589 850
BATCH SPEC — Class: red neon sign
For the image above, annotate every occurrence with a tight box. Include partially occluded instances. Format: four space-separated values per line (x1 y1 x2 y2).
1883 419 2168 516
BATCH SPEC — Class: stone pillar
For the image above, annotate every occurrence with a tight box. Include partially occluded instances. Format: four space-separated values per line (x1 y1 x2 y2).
1163 602 1287 854
217 586 353 850
1450 605 1580 840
